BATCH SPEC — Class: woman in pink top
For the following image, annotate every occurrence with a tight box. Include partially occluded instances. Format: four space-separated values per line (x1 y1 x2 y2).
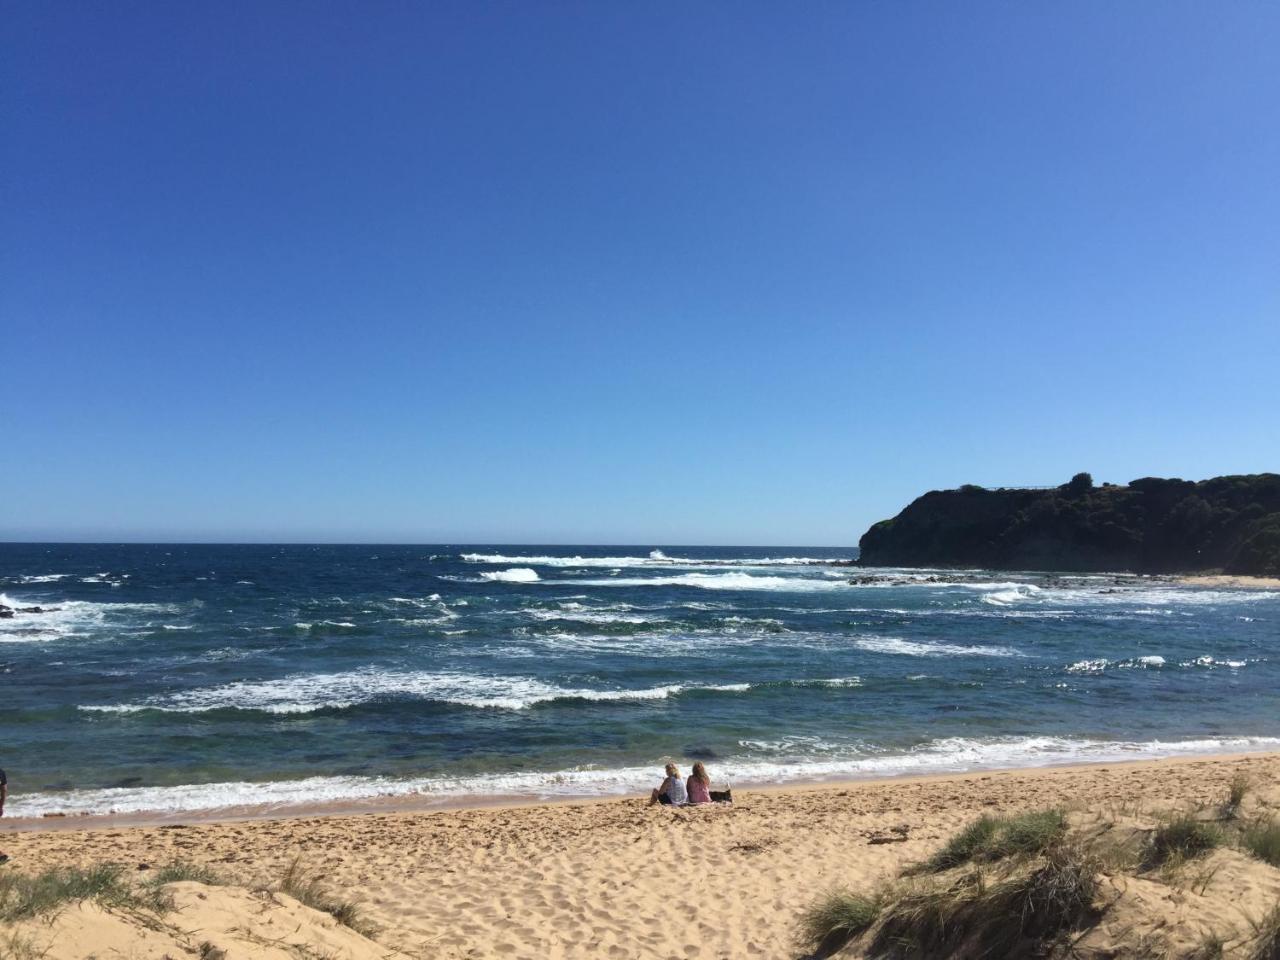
686 761 712 804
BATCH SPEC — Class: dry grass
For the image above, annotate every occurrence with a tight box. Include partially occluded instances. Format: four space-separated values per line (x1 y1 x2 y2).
1243 820 1280 868
145 860 225 887
0 931 46 960
912 808 1067 873
0 864 167 923
1250 904 1280 960
871 846 1100 957
1189 931 1227 960
1148 815 1225 867
797 888 881 955
1226 774 1252 817
278 858 378 940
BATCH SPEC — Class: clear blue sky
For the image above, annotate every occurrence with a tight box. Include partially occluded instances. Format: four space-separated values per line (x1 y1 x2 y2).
3 3 1277 545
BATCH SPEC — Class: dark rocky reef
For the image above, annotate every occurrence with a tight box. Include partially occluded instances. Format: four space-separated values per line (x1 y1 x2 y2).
858 473 1280 576
0 602 59 619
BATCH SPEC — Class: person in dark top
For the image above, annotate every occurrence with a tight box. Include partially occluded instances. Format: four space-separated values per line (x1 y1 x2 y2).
0 767 8 864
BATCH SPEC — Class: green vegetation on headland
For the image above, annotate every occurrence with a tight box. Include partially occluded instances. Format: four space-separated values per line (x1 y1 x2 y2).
857 473 1280 576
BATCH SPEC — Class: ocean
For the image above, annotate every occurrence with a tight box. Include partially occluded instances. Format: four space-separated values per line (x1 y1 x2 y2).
2 543 1278 818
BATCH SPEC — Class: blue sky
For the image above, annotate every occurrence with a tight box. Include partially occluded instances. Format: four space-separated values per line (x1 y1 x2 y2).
3 3 1277 545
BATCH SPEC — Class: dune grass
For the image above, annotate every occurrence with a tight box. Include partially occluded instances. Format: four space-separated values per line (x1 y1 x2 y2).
1148 815 1225 867
0 863 166 923
1225 774 1251 817
0 931 45 960
1251 904 1280 960
144 860 225 887
915 808 1067 873
1191 931 1227 960
797 888 881 954
1242 820 1280 868
278 858 378 939
875 846 1099 957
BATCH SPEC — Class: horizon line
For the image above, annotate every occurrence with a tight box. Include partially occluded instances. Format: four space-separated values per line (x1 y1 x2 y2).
0 539 860 549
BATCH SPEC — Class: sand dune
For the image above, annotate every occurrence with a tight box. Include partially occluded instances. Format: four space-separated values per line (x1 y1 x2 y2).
3 880 408 960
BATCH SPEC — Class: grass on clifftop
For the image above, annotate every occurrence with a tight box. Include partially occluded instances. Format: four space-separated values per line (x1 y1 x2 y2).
914 808 1067 873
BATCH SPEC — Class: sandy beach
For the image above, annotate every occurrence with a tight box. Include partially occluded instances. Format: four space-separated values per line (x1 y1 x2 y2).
5 751 1280 958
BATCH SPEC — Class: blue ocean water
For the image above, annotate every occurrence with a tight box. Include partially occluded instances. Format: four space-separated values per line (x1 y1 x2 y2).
2 543 1278 817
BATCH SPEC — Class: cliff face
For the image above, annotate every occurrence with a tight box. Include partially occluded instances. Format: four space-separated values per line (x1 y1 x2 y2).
858 473 1280 575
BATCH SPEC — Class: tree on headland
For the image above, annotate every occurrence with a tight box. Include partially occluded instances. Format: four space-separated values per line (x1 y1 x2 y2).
1065 472 1094 497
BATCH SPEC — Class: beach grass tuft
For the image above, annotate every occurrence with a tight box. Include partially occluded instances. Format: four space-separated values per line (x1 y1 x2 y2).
1225 774 1251 817
0 863 167 923
915 808 1067 873
145 860 226 887
876 846 1099 957
0 931 45 960
797 888 880 953
1251 904 1280 960
1242 820 1280 868
279 858 378 939
1148 815 1224 866
1191 931 1227 960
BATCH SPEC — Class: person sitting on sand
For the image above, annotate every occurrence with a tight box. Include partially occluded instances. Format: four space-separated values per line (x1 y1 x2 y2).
0 765 9 864
649 762 688 806
686 761 712 805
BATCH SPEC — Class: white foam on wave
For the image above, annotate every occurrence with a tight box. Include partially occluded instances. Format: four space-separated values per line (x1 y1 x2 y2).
479 568 541 583
976 582 1279 608
78 669 752 715
387 595 460 623
854 636 1023 658
513 627 781 657
461 552 838 569
1067 654 1249 673
553 572 848 593
12 734 1280 818
520 606 654 625
980 585 1042 606
0 593 183 644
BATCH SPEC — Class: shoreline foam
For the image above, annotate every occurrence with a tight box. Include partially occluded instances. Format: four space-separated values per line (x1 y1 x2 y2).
6 738 1279 830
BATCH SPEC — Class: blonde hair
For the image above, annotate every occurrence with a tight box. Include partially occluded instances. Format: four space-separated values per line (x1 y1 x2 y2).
691 762 710 785
665 762 680 778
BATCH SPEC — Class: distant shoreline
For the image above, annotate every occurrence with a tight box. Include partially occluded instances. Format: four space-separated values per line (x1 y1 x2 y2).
1177 573 1280 589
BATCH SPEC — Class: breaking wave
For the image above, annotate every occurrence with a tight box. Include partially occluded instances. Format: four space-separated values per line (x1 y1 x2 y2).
79 669 759 714
461 552 838 568
553 572 848 592
479 568 541 583
854 636 1024 657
